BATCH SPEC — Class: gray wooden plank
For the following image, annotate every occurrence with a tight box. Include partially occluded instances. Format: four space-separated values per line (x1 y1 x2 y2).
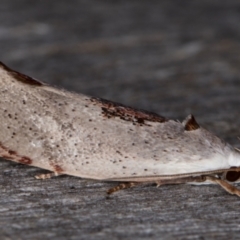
1 1 240 239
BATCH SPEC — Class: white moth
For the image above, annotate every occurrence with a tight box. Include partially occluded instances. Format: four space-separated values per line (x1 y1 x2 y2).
1 61 240 197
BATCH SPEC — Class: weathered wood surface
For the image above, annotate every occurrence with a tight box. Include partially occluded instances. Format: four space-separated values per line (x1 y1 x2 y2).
1 1 240 239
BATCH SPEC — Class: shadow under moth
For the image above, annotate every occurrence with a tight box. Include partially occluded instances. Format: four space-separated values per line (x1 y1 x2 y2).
1 61 240 197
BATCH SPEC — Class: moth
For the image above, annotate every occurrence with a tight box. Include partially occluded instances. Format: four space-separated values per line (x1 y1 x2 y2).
1 61 240 197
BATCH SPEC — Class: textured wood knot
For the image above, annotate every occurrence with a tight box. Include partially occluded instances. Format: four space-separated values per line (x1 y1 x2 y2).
183 114 200 131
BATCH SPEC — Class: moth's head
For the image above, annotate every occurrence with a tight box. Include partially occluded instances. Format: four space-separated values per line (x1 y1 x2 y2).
227 149 240 183
223 167 240 183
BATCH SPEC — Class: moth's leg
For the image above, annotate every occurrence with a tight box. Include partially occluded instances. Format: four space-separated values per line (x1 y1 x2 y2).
107 182 142 194
35 172 61 179
206 176 240 197
107 176 207 194
156 176 206 187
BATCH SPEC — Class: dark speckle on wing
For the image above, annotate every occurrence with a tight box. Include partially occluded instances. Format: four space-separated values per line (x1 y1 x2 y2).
90 97 168 126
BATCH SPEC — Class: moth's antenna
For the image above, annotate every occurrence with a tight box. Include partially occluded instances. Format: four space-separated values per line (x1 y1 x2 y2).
235 147 240 152
235 137 240 152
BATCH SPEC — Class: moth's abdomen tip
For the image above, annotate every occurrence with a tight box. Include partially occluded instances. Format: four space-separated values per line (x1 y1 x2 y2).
183 114 200 131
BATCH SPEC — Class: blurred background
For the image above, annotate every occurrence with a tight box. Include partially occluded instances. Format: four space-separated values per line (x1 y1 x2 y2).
2 1 240 142
1 1 240 239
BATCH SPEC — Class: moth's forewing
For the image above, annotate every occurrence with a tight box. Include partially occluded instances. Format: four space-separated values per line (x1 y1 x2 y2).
1 62 240 181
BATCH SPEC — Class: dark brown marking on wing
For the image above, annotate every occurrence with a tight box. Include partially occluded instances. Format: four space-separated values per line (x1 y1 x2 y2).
2 155 15 160
19 157 33 165
0 141 33 165
53 164 64 173
0 61 43 86
184 115 200 131
9 150 17 155
90 97 168 125
0 142 9 152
